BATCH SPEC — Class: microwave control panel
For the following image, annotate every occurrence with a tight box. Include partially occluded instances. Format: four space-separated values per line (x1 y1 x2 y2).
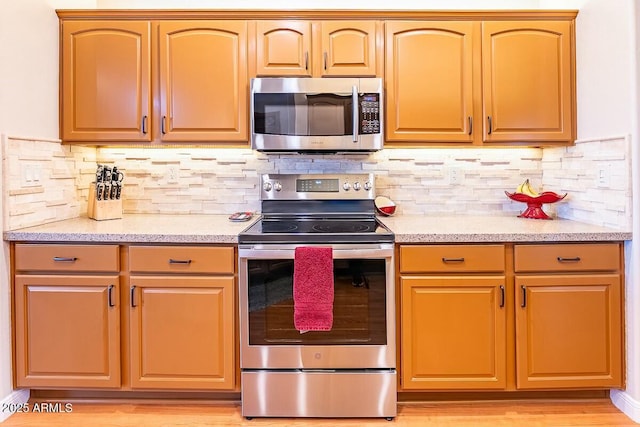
359 93 381 134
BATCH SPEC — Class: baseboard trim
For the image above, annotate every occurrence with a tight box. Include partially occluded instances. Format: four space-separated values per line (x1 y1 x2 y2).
610 389 640 423
0 389 30 423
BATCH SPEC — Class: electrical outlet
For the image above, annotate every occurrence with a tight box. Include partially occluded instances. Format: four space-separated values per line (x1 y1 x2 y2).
166 166 178 183
597 164 611 187
21 164 41 187
447 168 464 186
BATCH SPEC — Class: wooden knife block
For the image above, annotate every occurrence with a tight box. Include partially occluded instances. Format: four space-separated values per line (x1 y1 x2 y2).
88 183 122 221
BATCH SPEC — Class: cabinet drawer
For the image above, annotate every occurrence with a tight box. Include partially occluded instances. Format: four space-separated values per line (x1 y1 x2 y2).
514 243 621 272
400 245 505 273
14 244 119 272
129 246 235 274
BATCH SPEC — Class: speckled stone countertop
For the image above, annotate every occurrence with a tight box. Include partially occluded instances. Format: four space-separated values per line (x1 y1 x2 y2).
3 214 632 244
377 215 632 243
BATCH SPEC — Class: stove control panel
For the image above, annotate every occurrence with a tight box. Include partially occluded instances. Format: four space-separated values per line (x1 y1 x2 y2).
260 173 375 200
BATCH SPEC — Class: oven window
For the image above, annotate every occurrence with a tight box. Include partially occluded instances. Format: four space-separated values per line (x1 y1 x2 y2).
253 93 353 137
247 258 386 345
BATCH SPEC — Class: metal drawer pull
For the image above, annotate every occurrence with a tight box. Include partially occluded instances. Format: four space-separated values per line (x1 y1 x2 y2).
557 256 581 262
169 259 192 265
442 257 465 263
468 116 473 135
130 285 137 308
521 285 527 308
142 115 148 134
53 257 77 262
487 116 493 134
161 116 167 134
108 285 115 308
305 51 309 70
499 285 505 308
324 51 328 70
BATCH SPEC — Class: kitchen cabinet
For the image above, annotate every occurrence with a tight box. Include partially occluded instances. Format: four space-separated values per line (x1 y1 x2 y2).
253 20 380 77
385 21 480 144
385 19 575 145
60 19 247 143
514 243 623 389
158 21 248 142
61 21 151 142
399 242 624 391
13 244 121 388
128 246 236 390
482 21 574 143
400 245 507 390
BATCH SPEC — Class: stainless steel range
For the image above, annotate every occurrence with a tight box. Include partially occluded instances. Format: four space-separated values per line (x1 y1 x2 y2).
238 173 396 420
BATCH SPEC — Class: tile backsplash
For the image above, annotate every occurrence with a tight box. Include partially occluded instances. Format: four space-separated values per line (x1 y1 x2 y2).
2 135 632 231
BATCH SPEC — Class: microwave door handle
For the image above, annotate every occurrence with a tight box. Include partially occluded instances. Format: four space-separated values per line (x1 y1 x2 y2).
352 85 358 142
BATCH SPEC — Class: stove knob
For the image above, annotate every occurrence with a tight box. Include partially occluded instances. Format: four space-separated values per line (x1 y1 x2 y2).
353 181 362 191
342 182 351 191
363 181 372 191
273 181 282 192
263 182 272 192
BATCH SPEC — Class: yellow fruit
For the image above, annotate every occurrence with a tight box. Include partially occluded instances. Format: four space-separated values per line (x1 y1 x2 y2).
524 180 539 197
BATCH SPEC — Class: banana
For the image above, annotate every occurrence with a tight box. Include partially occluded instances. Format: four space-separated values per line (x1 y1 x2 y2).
524 180 540 197
515 179 540 197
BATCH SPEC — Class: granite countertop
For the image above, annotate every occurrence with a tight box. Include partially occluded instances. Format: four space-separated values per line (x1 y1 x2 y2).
3 214 632 244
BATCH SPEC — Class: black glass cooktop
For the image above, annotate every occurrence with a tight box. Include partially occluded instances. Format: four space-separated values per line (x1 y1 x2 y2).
238 218 394 244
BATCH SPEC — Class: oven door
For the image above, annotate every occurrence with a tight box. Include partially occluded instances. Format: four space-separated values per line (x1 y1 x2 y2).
238 243 395 370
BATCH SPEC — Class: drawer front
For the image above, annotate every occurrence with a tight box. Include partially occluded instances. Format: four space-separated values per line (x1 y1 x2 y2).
14 244 120 272
400 245 505 273
129 246 235 274
514 243 621 272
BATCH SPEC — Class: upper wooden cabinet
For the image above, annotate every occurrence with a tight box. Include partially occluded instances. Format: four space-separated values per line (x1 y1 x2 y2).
61 21 152 142
385 21 480 144
253 20 380 77
60 19 247 144
385 19 575 145
482 21 574 143
158 21 247 142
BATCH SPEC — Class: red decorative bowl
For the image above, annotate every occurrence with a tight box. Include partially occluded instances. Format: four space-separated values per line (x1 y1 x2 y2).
505 191 567 219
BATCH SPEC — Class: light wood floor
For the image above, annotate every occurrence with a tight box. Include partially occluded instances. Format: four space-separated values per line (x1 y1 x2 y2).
2 399 637 427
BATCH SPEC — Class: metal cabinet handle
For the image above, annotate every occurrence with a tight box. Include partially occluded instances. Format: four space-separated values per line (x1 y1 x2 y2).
161 116 167 134
304 51 309 70
108 285 115 308
442 257 465 263
324 51 328 70
53 256 77 262
130 285 137 308
521 285 527 308
487 116 493 135
499 285 505 308
468 116 473 135
142 115 148 134
169 259 192 265
557 256 581 262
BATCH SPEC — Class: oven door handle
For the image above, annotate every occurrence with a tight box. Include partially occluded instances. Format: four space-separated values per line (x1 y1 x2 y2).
239 245 393 259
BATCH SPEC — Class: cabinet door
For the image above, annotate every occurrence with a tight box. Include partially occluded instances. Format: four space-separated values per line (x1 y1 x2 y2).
320 21 378 76
129 276 235 390
401 276 506 390
515 274 622 389
255 21 312 76
61 21 151 142
385 21 480 143
482 21 574 143
14 275 121 388
158 21 248 142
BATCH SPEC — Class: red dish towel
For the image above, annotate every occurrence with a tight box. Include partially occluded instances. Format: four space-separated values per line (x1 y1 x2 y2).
293 246 334 332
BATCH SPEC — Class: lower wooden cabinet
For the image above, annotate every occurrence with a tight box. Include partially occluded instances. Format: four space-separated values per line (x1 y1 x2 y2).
514 244 623 389
399 242 624 391
401 276 506 389
127 245 236 390
128 276 235 390
12 243 236 391
13 244 121 388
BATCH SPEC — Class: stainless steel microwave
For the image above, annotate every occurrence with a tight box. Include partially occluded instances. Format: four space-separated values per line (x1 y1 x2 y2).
250 77 383 153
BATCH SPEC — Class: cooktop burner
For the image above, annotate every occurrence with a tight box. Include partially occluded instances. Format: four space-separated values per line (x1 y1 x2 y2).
239 218 394 244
